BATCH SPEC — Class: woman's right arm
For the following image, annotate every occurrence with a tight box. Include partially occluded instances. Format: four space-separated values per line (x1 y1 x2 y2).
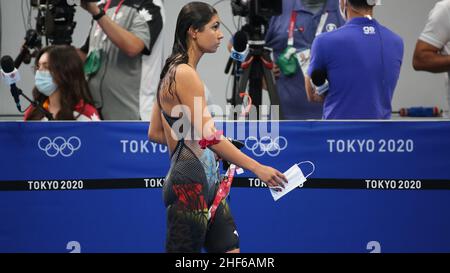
210 139 287 188
148 100 167 145
175 65 287 188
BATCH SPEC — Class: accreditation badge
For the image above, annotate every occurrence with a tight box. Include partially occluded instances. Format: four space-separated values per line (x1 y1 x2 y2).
296 48 311 75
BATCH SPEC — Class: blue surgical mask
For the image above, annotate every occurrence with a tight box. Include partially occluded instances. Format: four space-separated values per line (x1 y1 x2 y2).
35 70 57 96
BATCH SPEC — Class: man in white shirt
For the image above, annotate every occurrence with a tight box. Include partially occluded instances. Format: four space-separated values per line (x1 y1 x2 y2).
413 0 450 113
139 0 165 121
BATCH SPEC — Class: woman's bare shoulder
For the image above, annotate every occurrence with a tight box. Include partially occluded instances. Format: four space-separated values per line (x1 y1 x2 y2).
175 64 199 80
174 64 204 95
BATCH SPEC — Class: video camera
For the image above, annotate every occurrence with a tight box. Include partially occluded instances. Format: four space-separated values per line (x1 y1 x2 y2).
231 0 282 19
31 0 77 45
11 0 97 68
231 0 282 40
30 0 97 45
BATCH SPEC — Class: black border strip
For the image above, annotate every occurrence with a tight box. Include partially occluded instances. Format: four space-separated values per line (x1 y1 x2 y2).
1 177 450 191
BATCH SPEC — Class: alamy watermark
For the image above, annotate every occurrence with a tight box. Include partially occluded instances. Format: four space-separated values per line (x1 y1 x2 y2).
166 97 281 141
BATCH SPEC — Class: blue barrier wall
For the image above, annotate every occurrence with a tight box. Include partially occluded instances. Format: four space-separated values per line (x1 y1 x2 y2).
0 121 449 253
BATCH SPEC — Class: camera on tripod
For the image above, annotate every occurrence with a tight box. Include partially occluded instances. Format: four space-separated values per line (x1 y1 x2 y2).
30 0 78 45
231 0 282 40
29 0 98 45
227 0 283 120
13 0 97 68
231 0 282 20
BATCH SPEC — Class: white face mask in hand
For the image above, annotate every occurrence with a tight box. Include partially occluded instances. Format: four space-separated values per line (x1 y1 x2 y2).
270 161 315 201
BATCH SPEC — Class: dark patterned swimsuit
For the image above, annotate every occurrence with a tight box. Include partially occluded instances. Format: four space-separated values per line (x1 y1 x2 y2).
159 79 239 253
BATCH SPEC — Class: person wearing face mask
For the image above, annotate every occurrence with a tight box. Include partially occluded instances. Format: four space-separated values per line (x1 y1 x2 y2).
265 0 345 120
305 0 404 119
24 45 100 121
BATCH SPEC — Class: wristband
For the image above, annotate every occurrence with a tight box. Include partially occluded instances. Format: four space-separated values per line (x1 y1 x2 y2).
93 8 105 21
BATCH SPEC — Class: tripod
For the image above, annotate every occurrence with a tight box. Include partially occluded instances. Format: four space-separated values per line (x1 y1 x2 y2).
232 41 283 120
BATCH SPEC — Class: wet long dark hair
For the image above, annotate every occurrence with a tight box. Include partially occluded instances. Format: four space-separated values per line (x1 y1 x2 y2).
157 2 217 102
27 45 95 120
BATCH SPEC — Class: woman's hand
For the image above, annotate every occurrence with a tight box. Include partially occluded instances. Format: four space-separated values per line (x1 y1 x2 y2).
253 164 287 189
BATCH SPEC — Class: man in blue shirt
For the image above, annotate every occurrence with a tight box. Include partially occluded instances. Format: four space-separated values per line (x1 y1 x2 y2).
306 0 404 119
266 0 345 120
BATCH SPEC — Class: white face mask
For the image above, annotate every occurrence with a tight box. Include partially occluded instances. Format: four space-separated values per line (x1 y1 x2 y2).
270 161 315 201
340 0 380 21
339 0 348 21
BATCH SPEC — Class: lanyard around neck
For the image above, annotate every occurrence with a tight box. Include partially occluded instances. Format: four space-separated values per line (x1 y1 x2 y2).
104 0 125 19
95 0 125 43
288 11 297 47
288 11 329 47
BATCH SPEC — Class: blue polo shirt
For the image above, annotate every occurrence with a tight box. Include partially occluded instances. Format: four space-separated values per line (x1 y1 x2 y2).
266 0 345 120
307 17 404 119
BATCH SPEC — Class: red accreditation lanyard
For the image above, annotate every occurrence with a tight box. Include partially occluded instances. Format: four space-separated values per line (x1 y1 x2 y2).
288 11 297 47
97 0 125 42
287 10 329 47
208 164 236 223
105 0 125 21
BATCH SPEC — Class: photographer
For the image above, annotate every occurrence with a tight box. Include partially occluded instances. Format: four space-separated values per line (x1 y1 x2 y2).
265 0 345 119
305 0 404 119
79 0 164 120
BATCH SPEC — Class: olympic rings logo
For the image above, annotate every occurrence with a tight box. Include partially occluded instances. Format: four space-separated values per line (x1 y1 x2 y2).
38 136 81 157
244 136 288 157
